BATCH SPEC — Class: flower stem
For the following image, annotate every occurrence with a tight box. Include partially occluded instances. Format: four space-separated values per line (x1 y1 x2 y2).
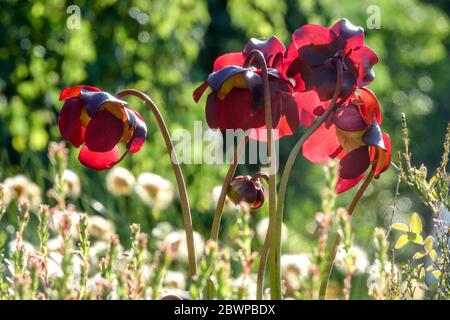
210 135 248 241
256 59 344 300
116 89 197 279
318 169 375 300
244 50 279 299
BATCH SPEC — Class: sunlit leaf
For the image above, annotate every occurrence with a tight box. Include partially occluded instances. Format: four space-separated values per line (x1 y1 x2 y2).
391 223 408 232
413 252 426 260
409 212 422 234
424 236 433 251
429 249 438 260
432 270 442 279
395 234 409 249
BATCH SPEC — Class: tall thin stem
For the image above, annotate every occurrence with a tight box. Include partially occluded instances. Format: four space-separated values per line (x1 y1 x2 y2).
256 59 344 299
244 50 279 300
210 135 248 241
116 89 197 279
318 169 375 300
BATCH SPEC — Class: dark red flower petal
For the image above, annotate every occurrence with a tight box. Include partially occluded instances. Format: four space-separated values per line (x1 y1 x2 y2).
290 24 339 66
213 52 245 72
372 132 391 176
358 87 381 125
124 108 147 153
303 122 342 163
85 109 124 152
292 90 324 127
80 90 127 118
348 46 378 87
339 145 370 179
336 173 364 194
78 144 120 170
193 82 209 102
205 90 265 130
330 18 364 51
59 85 101 101
58 98 86 147
333 104 367 132
243 36 286 69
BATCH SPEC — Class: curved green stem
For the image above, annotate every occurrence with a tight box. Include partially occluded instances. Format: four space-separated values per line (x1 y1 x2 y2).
244 50 279 299
318 169 375 300
116 89 197 279
210 135 248 241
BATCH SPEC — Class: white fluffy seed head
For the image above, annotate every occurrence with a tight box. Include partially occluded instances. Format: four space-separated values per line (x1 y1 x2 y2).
62 169 81 198
136 172 174 210
105 167 136 196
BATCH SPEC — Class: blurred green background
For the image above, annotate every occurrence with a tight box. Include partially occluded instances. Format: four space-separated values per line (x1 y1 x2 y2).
0 0 449 297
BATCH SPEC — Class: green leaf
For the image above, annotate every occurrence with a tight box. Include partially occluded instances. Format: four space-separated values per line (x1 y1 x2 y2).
391 223 409 232
407 232 424 244
395 234 409 249
424 236 433 251
429 249 438 260
413 252 426 260
432 270 442 279
426 265 435 272
409 212 423 234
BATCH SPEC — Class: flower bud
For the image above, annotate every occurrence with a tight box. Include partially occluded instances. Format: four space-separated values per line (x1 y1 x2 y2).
227 173 267 209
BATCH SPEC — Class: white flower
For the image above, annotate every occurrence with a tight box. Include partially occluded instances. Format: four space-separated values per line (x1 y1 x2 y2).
163 271 186 289
0 183 11 208
162 230 204 262
335 244 369 275
105 167 135 196
211 186 237 211
3 175 41 208
367 259 400 295
136 173 174 210
87 215 116 241
62 169 81 198
256 217 288 244
281 254 311 293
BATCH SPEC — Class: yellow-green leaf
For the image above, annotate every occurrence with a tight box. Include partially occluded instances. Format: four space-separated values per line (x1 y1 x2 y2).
395 234 409 249
424 236 433 251
432 270 442 279
413 252 426 260
409 212 422 234
429 249 438 260
391 223 409 232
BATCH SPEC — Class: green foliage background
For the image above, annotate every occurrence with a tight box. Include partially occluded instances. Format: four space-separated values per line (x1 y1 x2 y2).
0 0 449 297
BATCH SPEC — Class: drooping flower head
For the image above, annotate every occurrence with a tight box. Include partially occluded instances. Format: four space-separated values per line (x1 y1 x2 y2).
227 173 268 209
193 37 301 139
285 18 378 102
302 88 391 193
58 86 147 170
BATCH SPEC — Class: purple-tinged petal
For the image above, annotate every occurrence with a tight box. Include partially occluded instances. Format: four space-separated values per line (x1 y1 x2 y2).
124 108 147 153
330 18 364 51
213 52 245 71
333 104 367 132
80 90 127 118
363 121 385 149
243 36 286 69
207 66 247 91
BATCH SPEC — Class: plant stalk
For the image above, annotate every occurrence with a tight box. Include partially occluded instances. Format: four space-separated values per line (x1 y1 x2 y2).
318 169 375 299
116 89 197 279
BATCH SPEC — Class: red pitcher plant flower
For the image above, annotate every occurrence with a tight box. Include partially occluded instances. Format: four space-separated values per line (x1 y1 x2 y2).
284 18 378 102
227 172 268 209
193 37 301 139
58 85 147 170
302 88 391 193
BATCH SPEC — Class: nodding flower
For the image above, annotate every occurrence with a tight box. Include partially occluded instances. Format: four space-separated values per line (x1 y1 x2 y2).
58 85 147 170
